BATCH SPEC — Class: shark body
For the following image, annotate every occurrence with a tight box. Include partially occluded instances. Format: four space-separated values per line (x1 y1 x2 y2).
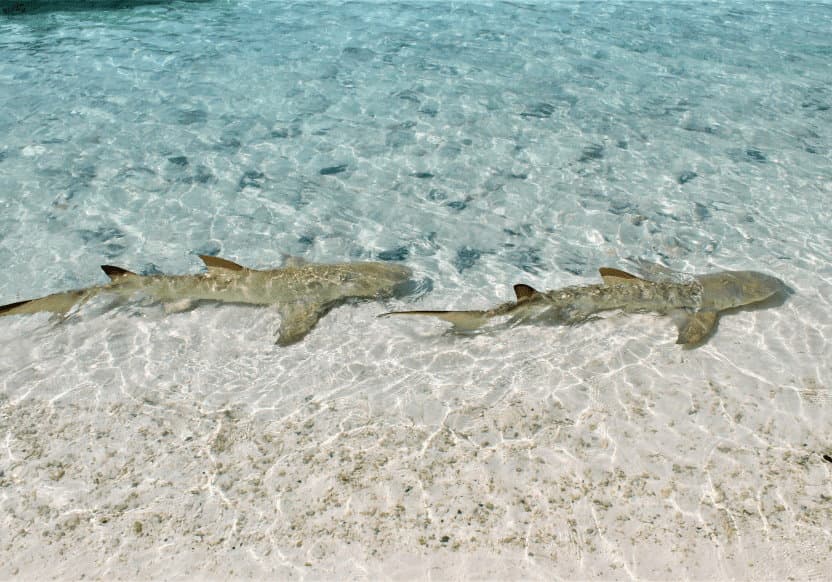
0 255 414 345
381 267 788 348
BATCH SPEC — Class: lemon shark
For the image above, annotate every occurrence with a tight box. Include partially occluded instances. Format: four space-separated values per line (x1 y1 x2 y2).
381 267 789 348
0 255 414 345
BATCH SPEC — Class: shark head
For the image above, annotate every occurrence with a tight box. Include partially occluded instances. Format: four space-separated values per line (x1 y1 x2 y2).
338 262 415 299
696 270 790 311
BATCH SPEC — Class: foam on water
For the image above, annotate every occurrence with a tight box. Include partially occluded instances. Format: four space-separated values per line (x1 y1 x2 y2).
1 0 831 578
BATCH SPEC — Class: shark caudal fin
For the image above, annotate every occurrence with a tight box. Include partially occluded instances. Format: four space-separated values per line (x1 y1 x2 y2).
0 266 128 317
0 289 88 317
0 299 32 316
379 310 490 332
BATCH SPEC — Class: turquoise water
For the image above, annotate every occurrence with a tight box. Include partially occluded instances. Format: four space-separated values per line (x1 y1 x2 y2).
1 1 831 578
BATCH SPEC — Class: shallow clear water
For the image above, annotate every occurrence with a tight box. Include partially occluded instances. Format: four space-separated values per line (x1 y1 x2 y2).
1 0 831 578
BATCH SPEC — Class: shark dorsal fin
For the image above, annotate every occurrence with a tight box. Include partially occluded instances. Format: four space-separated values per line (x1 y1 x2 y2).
599 267 643 286
101 265 139 280
514 284 538 300
199 255 247 272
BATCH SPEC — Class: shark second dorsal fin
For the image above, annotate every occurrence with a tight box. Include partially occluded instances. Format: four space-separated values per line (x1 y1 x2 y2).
199 255 247 272
514 284 538 301
599 267 643 286
101 265 139 280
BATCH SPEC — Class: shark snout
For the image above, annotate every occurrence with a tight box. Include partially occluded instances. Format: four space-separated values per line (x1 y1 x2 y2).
351 262 416 297
391 275 433 300
699 270 790 310
736 271 790 304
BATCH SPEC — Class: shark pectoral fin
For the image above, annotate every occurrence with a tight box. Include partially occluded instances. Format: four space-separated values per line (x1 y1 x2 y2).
276 303 323 346
199 255 248 273
379 310 489 332
599 267 644 285
673 310 719 347
101 265 140 280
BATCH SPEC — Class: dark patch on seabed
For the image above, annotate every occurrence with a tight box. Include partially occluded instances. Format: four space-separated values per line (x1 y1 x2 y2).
180 165 215 185
270 125 302 139
678 170 697 184
79 226 127 259
578 144 605 163
801 86 831 112
504 246 544 275
520 103 555 119
556 250 588 276
167 156 189 168
176 109 208 126
319 164 348 176
239 170 265 190
79 226 125 245
729 147 767 164
454 247 482 273
693 202 710 221
1 0 195 13
744 148 767 163
608 199 633 216
378 247 409 262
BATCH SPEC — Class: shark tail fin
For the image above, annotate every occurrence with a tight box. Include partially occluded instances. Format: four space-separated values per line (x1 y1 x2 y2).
0 299 32 316
101 265 140 281
379 310 489 332
0 290 87 317
673 309 719 348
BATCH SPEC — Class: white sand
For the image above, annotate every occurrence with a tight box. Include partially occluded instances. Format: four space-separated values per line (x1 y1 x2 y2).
1 295 831 580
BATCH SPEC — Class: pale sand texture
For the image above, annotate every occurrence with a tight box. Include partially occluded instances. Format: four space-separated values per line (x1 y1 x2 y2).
1 297 831 580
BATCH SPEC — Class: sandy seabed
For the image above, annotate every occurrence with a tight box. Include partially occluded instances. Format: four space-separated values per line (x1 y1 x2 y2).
1 301 831 580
